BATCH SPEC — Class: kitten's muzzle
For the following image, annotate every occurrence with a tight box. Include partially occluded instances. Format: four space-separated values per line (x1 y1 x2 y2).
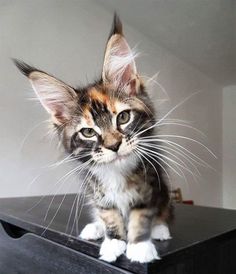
103 131 123 152
105 140 122 152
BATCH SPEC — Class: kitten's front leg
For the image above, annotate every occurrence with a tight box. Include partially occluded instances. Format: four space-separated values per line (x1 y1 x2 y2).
79 221 105 240
99 208 126 262
126 208 160 263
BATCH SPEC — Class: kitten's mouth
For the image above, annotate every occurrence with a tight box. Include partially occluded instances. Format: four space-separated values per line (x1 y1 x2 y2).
109 153 130 164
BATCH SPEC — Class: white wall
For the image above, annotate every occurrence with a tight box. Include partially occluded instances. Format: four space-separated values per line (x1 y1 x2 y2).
0 0 222 207
223 86 236 209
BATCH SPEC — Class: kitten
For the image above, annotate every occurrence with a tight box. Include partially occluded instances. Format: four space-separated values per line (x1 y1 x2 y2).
14 14 173 263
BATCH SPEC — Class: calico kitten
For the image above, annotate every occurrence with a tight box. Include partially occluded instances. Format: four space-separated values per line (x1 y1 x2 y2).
14 14 173 263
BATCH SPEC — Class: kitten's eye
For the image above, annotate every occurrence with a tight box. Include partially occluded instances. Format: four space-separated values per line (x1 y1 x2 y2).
80 128 96 138
117 110 130 125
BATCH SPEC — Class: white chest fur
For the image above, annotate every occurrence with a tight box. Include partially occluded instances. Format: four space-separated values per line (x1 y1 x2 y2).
92 156 140 217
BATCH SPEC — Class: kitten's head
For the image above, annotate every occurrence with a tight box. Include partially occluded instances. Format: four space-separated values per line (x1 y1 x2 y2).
14 14 155 168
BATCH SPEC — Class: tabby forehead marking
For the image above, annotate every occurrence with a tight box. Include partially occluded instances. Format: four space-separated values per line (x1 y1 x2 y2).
83 108 94 127
89 88 116 114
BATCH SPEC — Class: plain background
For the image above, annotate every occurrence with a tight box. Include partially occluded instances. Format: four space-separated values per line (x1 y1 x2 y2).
0 0 235 208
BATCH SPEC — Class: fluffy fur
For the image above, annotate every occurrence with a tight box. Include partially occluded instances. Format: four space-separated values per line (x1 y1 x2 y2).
15 13 173 263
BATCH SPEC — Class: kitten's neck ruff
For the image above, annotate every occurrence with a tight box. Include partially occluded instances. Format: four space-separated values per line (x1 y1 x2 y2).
91 153 141 217
91 153 139 192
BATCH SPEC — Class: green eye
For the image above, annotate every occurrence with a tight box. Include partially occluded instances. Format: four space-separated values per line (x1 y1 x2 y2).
80 128 96 138
117 110 131 125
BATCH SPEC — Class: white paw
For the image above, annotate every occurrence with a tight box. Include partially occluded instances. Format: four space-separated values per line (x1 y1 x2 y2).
79 222 104 240
126 240 160 263
151 223 172 241
99 238 126 262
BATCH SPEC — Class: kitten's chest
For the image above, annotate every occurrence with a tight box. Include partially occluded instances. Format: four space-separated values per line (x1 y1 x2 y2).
93 168 143 216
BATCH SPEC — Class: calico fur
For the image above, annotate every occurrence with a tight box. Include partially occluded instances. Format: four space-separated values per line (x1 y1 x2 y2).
14 13 173 263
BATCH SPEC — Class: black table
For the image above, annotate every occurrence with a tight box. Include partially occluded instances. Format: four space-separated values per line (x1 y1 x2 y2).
0 194 235 274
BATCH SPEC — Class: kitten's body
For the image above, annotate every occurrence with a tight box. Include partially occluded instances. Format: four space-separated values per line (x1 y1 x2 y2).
15 14 172 263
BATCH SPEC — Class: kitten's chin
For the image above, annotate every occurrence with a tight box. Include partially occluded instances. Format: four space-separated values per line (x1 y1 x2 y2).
107 152 138 170
92 152 138 175
112 153 138 173
96 151 135 166
109 153 129 164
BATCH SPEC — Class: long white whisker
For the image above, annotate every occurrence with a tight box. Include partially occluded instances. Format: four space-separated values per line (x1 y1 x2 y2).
136 146 183 178
133 151 147 184
19 120 50 152
45 153 92 169
137 146 190 186
134 148 161 189
134 90 203 138
140 142 201 176
142 73 170 99
65 192 80 235
41 160 93 236
138 145 199 179
140 138 212 169
43 159 93 222
156 90 203 126
140 134 217 159
154 122 207 137
73 163 98 236
65 167 93 235
72 166 95 235
135 147 172 185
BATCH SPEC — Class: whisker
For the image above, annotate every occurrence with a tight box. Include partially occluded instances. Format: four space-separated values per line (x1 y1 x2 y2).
135 147 171 186
73 164 97 236
141 73 170 100
133 90 203 138
41 159 93 236
136 146 183 178
45 153 92 169
43 159 93 222
133 150 147 184
134 148 161 189
154 121 207 137
64 163 96 235
19 120 50 152
138 145 199 180
139 138 212 169
137 146 190 187
139 142 201 177
140 134 217 159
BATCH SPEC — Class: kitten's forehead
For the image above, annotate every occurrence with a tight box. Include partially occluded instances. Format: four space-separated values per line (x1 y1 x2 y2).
88 87 127 114
78 87 128 129
76 85 147 130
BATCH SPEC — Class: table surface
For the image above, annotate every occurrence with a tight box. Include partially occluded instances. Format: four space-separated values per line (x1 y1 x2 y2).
0 194 236 273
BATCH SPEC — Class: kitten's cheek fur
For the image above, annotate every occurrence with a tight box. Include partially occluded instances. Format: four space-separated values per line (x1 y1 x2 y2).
99 238 126 262
126 240 160 263
79 222 105 240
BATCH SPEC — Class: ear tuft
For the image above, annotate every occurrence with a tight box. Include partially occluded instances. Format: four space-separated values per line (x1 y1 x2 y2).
102 15 141 95
108 13 123 38
14 59 78 124
13 58 40 77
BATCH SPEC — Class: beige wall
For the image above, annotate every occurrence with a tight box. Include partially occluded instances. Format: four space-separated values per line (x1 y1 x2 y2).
0 0 222 207
223 86 236 209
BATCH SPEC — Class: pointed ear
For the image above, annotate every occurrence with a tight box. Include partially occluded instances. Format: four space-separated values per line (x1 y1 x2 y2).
102 14 141 96
13 59 77 124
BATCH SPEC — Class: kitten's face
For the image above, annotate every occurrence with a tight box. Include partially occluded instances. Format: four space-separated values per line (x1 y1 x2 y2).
15 14 155 167
68 84 154 165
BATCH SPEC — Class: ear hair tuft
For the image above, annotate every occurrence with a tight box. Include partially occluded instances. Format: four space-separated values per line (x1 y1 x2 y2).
108 12 123 39
12 58 41 77
102 14 140 95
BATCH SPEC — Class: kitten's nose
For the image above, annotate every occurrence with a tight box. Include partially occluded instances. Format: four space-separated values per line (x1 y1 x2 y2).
106 140 122 152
